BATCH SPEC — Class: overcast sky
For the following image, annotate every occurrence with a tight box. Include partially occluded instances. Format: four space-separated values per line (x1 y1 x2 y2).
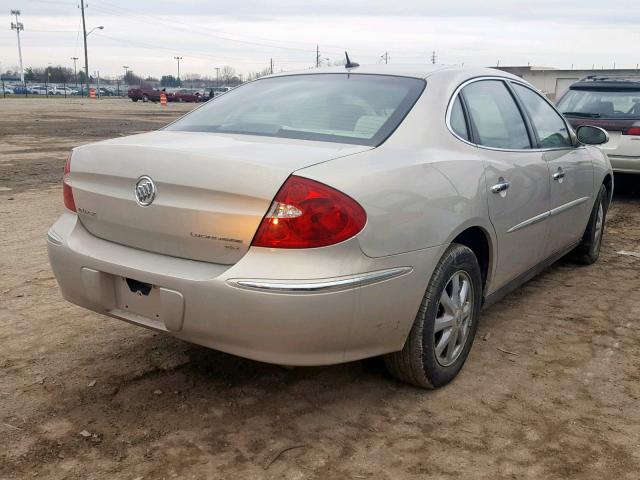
1 0 638 79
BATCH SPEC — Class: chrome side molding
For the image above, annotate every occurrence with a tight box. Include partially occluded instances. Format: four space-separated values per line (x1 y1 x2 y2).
47 229 64 246
229 266 413 294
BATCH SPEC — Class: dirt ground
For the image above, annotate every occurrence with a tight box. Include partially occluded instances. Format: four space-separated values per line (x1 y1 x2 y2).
1 98 639 480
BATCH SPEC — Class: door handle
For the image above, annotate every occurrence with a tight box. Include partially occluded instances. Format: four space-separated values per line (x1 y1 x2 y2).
553 168 565 181
491 180 510 194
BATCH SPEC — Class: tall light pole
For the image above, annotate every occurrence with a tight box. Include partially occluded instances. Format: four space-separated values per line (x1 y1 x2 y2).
79 0 103 95
122 65 129 83
215 67 220 88
10 10 24 83
173 56 182 85
71 57 79 88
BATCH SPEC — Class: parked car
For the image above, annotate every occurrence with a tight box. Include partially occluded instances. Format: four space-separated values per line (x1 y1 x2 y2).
98 87 116 97
48 66 612 388
173 89 204 103
558 75 640 174
128 87 174 102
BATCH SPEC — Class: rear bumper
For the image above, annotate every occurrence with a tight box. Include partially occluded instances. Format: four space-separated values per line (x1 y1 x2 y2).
47 212 443 365
609 155 640 174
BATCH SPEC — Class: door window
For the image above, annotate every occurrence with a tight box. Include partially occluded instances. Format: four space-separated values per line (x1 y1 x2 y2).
462 80 531 149
450 96 470 141
512 83 572 148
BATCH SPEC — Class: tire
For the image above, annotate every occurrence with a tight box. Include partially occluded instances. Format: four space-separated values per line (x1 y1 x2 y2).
571 184 609 265
132 98 138 102
384 244 483 389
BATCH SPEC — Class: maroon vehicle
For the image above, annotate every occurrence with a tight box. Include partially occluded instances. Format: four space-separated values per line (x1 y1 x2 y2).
173 89 205 103
128 87 174 103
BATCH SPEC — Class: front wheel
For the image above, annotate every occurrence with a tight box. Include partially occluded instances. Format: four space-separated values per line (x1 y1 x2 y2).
571 184 609 265
384 244 483 389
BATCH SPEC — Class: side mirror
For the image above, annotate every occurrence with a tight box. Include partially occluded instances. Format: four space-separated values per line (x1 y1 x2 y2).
575 125 609 145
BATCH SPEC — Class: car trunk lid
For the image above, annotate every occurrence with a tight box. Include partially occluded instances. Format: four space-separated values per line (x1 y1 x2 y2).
70 131 371 264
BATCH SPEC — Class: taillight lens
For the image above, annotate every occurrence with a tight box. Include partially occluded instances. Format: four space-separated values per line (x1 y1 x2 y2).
623 126 640 136
63 154 76 212
251 176 366 249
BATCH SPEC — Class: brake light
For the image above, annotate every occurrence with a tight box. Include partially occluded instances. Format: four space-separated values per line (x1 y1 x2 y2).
63 154 76 212
623 127 640 136
251 176 366 248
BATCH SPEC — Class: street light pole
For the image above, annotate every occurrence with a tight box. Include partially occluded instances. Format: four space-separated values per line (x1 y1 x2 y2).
10 10 24 84
173 56 182 85
71 57 79 88
79 0 103 97
80 2 89 95
215 67 220 88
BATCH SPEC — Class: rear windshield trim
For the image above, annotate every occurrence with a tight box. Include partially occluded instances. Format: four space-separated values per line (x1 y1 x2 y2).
166 73 426 147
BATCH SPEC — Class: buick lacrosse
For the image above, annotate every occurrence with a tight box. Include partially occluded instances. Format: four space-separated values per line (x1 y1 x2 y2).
48 65 613 388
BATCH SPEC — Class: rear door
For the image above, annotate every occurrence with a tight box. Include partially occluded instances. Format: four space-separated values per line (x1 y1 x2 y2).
460 79 551 290
510 82 594 257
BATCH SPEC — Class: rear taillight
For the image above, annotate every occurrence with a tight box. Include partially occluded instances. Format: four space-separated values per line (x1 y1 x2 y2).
623 126 640 136
63 154 76 212
251 176 366 249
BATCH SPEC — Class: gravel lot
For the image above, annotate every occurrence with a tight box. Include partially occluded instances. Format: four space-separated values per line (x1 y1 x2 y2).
1 98 639 480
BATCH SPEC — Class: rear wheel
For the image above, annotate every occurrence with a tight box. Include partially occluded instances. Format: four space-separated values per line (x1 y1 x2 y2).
571 184 608 265
384 244 482 389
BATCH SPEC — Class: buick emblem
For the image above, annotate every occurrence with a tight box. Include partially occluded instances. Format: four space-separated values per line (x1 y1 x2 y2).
134 176 156 206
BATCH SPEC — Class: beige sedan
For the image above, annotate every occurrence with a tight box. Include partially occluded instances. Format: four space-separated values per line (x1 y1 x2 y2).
48 65 612 388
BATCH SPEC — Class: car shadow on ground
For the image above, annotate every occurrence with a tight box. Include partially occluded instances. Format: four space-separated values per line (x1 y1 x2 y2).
612 173 640 199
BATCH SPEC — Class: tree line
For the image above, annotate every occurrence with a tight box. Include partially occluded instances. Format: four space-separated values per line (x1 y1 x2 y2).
1 64 264 87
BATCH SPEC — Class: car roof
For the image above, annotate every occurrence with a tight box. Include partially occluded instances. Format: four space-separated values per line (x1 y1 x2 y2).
570 75 640 90
268 64 520 82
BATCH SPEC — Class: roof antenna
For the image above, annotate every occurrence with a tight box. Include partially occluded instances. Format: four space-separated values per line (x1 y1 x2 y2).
344 51 359 69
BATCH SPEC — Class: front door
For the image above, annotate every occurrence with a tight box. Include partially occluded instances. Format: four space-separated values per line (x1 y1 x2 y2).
509 82 594 257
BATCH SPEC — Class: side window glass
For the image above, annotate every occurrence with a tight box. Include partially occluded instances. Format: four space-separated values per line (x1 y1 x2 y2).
450 96 469 141
512 83 572 148
462 80 531 149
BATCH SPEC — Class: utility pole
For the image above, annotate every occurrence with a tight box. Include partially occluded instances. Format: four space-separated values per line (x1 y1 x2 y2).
270 58 274 74
122 65 129 82
215 67 220 88
10 10 24 83
316 44 320 68
173 56 182 85
431 51 436 65
71 57 79 88
80 1 89 95
381 52 389 64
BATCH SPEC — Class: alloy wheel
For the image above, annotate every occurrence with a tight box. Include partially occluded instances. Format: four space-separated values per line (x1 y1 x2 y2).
434 270 474 367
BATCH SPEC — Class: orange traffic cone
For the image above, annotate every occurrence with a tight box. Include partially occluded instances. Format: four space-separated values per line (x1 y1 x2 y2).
89 88 97 100
160 93 167 107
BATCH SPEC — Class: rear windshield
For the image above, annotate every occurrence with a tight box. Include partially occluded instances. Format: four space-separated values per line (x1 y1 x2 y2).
166 74 425 146
557 88 640 119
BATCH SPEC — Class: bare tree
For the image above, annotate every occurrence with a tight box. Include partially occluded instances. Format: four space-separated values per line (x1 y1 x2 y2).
220 66 236 84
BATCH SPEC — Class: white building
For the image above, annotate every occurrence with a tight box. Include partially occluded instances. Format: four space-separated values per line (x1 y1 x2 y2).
497 66 640 101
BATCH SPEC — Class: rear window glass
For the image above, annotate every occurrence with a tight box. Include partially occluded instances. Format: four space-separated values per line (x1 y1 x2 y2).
462 80 531 149
166 74 425 146
557 89 640 119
